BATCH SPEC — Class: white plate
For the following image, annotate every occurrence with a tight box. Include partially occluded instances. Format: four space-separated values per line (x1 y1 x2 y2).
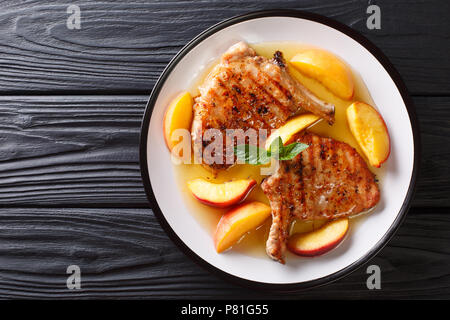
140 10 419 290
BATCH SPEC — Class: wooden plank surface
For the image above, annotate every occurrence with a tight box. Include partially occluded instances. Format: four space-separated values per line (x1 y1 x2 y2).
0 95 145 206
0 0 448 299
0 0 448 94
0 95 447 207
0 207 448 299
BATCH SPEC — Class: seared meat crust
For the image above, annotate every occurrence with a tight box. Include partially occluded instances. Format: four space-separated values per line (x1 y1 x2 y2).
192 42 335 171
261 132 380 263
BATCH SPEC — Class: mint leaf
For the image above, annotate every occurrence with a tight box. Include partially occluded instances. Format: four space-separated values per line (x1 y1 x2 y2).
234 139 309 165
258 148 272 164
269 136 283 159
279 142 310 160
234 144 271 165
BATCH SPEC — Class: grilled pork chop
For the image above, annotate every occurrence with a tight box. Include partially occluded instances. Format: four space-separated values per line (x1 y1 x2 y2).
192 42 335 171
261 132 380 263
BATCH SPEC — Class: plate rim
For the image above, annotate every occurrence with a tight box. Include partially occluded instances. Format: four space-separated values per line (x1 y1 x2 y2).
139 9 420 292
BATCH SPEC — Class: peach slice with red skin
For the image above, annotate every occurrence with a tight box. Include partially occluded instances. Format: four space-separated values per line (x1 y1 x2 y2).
290 49 354 100
346 101 390 167
288 218 349 257
187 178 256 208
214 201 272 253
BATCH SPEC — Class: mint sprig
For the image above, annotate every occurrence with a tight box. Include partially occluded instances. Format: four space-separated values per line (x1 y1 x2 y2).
234 137 309 165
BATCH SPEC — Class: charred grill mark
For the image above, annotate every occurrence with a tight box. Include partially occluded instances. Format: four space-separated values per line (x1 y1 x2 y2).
248 92 258 108
255 66 295 116
247 64 293 115
194 42 338 178
262 132 380 262
308 134 318 219
281 167 291 253
268 77 294 106
227 70 271 126
298 151 305 218
215 76 233 105
320 143 327 160
272 50 286 68
287 163 294 218
286 91 292 100
296 160 303 178
257 106 269 114
246 72 288 127
219 78 243 118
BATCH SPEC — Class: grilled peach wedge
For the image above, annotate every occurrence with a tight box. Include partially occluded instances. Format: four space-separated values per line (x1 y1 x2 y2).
288 218 349 257
187 178 256 208
290 49 354 100
347 101 390 167
264 113 320 150
163 91 194 152
214 201 271 253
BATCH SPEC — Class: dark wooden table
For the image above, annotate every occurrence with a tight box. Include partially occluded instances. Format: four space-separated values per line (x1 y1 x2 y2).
0 0 449 299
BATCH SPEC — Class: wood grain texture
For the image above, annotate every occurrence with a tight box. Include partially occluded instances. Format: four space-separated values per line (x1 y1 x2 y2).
0 0 448 299
0 95 146 206
0 0 448 94
0 207 448 299
414 96 450 206
0 95 447 207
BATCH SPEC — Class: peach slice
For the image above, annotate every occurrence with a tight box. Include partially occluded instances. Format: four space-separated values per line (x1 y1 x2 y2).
288 218 349 257
163 91 194 151
187 178 256 208
264 113 320 150
347 101 390 167
214 201 271 253
290 49 354 100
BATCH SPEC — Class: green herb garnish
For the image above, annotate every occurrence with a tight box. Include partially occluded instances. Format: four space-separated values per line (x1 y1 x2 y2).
234 137 309 165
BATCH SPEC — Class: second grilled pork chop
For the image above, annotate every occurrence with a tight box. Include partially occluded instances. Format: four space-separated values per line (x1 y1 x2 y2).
192 42 335 171
261 132 380 263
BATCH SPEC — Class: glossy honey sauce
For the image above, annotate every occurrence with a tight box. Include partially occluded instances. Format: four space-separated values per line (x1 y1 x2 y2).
173 42 385 259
